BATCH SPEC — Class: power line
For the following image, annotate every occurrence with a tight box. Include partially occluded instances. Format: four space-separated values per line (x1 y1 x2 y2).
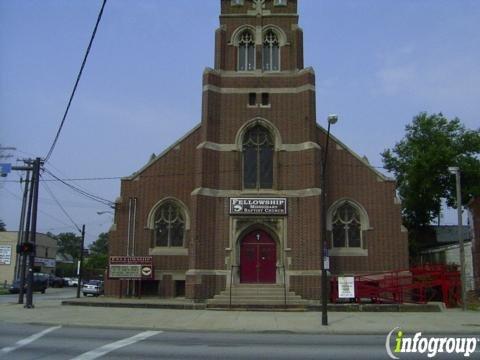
40 174 81 233
43 168 114 208
44 0 108 163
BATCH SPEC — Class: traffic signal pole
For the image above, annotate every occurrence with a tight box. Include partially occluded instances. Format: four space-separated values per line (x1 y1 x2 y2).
76 224 86 298
25 158 41 309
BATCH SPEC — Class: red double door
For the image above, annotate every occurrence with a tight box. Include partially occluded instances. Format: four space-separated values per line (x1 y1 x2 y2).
240 230 276 283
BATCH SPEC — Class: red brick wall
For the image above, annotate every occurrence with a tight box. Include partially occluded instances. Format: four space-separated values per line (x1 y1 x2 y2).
105 0 409 300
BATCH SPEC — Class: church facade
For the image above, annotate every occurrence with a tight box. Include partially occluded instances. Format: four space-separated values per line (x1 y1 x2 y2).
106 0 408 301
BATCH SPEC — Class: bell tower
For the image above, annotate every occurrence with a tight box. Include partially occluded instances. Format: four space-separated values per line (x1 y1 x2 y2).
187 0 321 300
215 0 304 72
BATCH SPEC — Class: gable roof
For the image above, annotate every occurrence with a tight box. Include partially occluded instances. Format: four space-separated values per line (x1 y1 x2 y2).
316 124 393 182
123 124 201 181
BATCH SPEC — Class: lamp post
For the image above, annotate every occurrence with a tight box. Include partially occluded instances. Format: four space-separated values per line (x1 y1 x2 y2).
448 166 467 311
321 114 338 326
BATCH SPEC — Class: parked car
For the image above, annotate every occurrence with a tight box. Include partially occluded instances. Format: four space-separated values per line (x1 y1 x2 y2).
9 274 48 294
82 280 104 297
68 278 79 287
48 275 65 288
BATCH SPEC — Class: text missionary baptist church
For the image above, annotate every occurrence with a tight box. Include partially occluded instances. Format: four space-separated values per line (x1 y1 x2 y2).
105 0 409 303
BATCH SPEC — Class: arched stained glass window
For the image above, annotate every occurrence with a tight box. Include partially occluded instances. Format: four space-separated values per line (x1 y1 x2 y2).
331 203 362 248
243 125 274 189
238 30 255 71
154 202 185 247
262 30 279 71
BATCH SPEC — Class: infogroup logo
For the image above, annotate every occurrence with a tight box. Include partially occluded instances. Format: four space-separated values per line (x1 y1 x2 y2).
385 327 479 358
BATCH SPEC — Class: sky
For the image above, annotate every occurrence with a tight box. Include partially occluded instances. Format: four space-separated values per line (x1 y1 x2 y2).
1 0 479 246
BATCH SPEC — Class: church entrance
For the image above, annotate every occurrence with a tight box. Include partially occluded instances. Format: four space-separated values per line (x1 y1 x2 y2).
240 229 276 283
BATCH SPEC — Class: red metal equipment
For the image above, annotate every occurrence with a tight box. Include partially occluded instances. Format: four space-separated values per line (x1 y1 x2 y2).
330 264 461 308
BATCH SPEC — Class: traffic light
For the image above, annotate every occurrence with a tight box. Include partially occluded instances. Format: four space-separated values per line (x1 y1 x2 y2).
17 242 35 255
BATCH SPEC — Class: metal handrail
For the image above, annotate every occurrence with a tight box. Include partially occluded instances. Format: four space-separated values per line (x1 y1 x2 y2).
229 265 239 309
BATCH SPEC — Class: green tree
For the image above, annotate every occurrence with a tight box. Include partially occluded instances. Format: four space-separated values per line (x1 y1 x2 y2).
84 232 109 279
0 219 6 231
89 232 108 256
55 232 82 260
382 112 480 253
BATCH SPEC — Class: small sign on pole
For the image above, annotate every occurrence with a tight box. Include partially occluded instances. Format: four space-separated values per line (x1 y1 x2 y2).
338 276 355 298
0 163 12 177
0 245 12 265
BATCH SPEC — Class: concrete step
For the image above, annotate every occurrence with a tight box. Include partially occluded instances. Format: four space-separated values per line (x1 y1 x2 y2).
208 299 308 305
211 295 304 302
207 285 308 307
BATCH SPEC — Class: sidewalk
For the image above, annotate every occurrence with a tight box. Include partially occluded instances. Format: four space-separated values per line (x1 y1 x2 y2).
0 299 478 334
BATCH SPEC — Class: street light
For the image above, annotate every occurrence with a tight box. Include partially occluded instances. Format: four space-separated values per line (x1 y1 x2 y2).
448 166 467 311
321 114 338 326
97 211 114 216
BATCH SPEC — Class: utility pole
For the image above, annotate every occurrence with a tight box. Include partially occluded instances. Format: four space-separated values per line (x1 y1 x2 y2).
15 161 35 305
25 157 42 309
14 172 30 282
448 166 467 311
76 224 86 298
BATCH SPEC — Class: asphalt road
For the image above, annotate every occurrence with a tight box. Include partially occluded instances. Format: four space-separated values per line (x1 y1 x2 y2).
0 323 478 360
0 287 77 304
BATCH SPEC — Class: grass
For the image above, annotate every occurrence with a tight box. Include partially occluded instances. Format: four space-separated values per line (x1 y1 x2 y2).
0 288 10 295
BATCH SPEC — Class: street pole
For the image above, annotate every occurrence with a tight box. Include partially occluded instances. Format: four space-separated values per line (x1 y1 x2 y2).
18 163 35 305
321 114 338 326
76 224 86 298
14 172 30 282
25 157 41 309
449 167 467 310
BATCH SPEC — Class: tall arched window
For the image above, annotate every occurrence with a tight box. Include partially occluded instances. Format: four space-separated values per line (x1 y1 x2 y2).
238 30 255 71
154 201 185 247
331 203 362 248
243 125 274 189
262 30 279 71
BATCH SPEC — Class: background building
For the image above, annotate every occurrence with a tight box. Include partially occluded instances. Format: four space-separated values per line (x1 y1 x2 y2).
106 0 409 303
0 231 58 285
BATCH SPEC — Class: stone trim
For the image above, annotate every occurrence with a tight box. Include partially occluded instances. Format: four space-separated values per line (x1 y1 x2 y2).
287 270 322 276
186 269 229 276
203 66 314 77
329 248 369 257
197 141 320 152
197 142 237 152
149 247 188 256
203 84 315 94
317 124 393 182
220 13 299 18
191 187 321 198
124 124 201 180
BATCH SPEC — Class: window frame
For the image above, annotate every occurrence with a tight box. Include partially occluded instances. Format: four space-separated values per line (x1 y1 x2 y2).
327 200 370 256
262 30 280 72
153 201 186 248
237 30 256 72
242 125 274 190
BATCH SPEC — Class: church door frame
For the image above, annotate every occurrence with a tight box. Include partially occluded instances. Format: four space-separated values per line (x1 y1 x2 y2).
239 229 276 284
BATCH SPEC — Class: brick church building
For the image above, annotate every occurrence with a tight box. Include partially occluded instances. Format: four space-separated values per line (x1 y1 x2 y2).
106 0 408 303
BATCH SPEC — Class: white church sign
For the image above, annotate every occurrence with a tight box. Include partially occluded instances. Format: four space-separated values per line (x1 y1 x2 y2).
230 198 287 215
338 276 355 298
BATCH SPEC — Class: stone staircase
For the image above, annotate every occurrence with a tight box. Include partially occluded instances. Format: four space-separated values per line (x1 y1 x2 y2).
206 284 309 310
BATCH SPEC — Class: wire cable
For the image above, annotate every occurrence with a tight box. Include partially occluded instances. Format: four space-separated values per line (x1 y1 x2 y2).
44 0 108 163
43 168 114 208
40 174 82 233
